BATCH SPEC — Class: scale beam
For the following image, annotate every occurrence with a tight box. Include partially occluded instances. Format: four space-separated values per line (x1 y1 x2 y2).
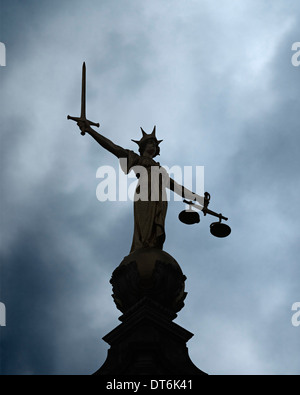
182 199 228 221
181 195 231 237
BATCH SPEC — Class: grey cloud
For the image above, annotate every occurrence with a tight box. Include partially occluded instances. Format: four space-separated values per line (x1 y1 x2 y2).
1 0 300 375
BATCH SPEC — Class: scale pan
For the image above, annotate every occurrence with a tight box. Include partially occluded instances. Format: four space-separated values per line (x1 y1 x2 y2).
210 222 231 238
179 210 200 225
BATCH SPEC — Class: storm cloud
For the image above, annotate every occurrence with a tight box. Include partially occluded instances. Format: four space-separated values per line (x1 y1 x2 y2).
0 0 299 374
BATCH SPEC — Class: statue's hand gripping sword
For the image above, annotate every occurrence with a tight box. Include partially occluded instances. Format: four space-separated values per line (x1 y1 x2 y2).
67 62 100 135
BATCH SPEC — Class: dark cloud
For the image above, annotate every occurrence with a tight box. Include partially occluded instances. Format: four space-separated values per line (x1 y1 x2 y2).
1 0 299 375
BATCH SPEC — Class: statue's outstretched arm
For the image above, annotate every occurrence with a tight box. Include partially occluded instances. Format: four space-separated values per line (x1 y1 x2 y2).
169 177 204 206
77 121 128 159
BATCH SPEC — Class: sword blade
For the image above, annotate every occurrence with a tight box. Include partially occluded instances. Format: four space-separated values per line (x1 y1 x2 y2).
80 62 86 119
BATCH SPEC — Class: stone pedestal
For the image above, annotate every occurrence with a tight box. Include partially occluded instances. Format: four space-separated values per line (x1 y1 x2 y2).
94 248 206 375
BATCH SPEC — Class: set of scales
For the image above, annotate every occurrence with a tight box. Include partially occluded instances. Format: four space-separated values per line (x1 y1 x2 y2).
68 63 231 238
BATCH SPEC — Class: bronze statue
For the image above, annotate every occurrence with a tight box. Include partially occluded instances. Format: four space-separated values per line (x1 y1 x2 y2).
76 121 203 252
68 63 230 254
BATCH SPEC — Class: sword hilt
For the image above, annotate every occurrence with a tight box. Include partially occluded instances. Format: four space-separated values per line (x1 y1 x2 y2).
67 115 100 136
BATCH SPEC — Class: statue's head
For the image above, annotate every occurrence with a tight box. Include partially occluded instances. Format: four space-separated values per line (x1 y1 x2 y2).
132 126 163 158
139 138 161 158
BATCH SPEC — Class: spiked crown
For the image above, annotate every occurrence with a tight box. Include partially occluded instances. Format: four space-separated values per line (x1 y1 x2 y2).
131 126 163 148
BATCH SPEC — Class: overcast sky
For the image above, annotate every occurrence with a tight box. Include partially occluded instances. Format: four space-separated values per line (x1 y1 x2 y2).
0 0 299 375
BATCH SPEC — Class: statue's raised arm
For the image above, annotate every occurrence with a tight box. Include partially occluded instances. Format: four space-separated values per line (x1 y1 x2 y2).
77 121 128 159
168 177 204 206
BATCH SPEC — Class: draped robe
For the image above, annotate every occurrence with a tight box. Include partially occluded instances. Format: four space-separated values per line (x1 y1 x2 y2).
120 150 169 253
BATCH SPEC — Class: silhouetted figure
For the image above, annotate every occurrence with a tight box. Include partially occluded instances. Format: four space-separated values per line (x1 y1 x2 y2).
76 122 204 253
67 64 227 376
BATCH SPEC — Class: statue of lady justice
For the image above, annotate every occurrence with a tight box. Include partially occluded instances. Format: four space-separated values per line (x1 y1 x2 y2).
68 63 229 257
68 64 230 317
76 121 204 253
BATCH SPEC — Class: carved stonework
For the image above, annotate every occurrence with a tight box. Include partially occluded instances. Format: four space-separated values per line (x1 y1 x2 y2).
94 248 206 375
110 248 187 314
94 297 207 376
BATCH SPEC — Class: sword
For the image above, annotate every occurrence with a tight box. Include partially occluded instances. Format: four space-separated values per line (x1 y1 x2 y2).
67 62 100 135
